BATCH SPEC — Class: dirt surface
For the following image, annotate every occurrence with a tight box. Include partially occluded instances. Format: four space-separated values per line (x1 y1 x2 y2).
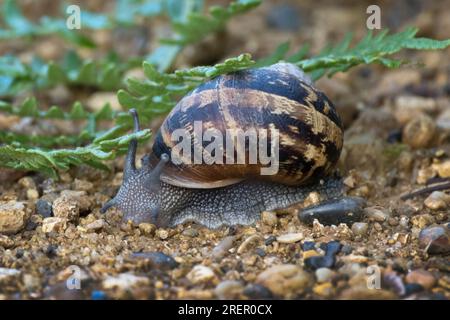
0 0 449 300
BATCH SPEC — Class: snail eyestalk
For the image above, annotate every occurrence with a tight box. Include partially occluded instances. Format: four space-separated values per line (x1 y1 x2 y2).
124 108 140 181
145 153 169 192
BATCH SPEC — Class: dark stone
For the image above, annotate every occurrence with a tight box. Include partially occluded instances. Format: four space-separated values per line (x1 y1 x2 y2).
45 245 58 258
15 249 24 259
325 241 342 256
131 252 178 270
243 284 274 299
383 273 405 296
36 199 53 217
25 220 38 231
255 248 266 257
298 196 366 226
418 226 450 254
227 225 238 236
304 255 335 270
341 244 353 255
264 235 277 246
387 129 402 144
301 241 316 251
266 4 302 31
404 283 424 296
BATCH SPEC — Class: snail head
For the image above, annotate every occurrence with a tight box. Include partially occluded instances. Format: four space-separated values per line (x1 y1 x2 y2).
100 109 169 226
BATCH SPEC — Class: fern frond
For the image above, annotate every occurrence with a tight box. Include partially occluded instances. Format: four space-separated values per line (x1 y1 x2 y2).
146 0 261 72
118 54 255 122
0 97 115 121
162 0 261 46
0 129 151 178
296 27 450 80
0 52 141 97
0 0 168 46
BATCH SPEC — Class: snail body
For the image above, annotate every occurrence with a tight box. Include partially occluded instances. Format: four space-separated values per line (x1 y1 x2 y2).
102 63 344 228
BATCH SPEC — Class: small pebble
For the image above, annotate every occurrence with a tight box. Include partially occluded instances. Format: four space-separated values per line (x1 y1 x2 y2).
22 274 39 292
386 129 402 143
25 220 38 231
388 217 399 226
411 214 435 228
214 280 243 299
211 236 235 260
383 272 405 296
0 201 28 234
341 244 353 255
15 249 24 258
26 189 39 200
298 197 366 226
243 284 274 299
301 241 316 251
404 283 424 296
405 269 436 290
85 219 105 232
237 234 262 254
0 235 14 248
102 273 150 299
255 264 312 298
42 217 67 234
156 229 169 240
182 228 199 237
131 252 178 270
187 265 215 284
364 207 389 222
255 248 266 257
73 179 94 191
52 197 79 222
264 236 277 246
303 250 320 259
324 241 342 256
402 114 435 149
261 211 278 226
432 160 450 178
424 191 449 210
138 223 156 236
276 232 304 244
315 268 334 283
394 95 436 125
45 244 58 258
36 199 53 218
304 255 335 270
399 216 409 228
313 282 334 298
43 283 85 299
0 268 21 285
352 222 369 236
303 192 321 207
19 177 39 200
418 225 450 254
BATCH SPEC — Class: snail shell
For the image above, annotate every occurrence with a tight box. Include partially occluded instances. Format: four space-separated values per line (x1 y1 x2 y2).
150 63 343 189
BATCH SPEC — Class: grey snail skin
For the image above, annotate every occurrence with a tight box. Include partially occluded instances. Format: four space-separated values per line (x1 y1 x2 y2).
101 62 345 228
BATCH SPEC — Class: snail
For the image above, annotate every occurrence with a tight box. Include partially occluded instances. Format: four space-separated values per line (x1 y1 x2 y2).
101 62 345 228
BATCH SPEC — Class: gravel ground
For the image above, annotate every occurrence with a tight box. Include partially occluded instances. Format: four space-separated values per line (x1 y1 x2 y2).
0 0 449 300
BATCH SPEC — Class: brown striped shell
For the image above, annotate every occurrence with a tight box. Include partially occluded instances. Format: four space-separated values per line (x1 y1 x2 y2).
150 63 343 189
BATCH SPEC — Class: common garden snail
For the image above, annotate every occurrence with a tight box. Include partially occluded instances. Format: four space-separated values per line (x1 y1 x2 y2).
101 62 345 228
